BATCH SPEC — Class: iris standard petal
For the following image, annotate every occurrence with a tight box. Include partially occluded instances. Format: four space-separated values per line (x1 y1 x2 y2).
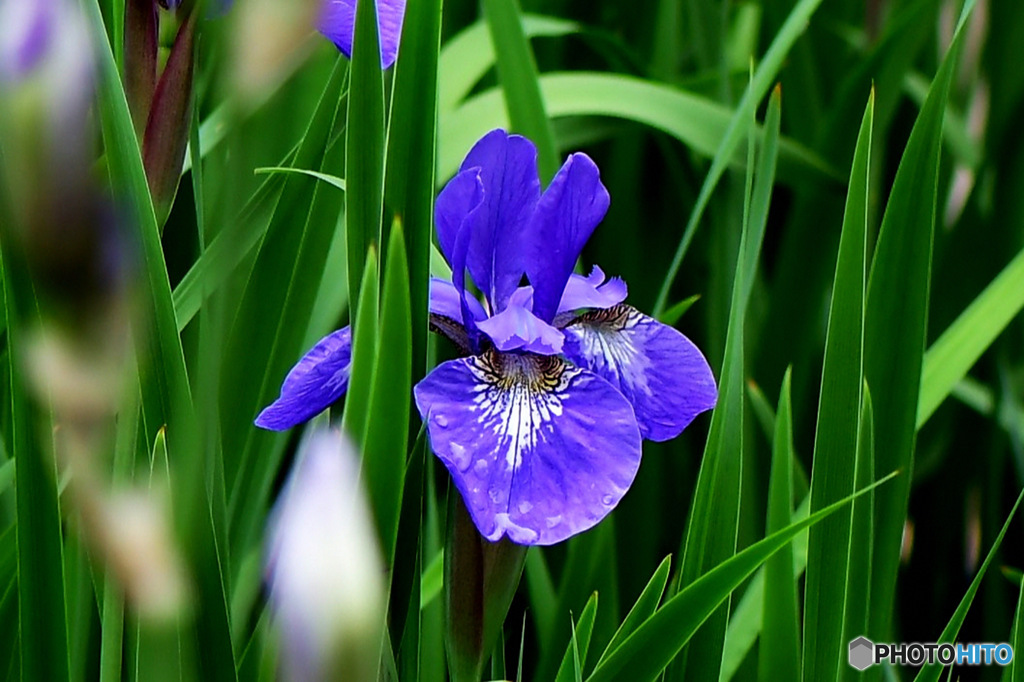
256 327 353 431
475 303 564 355
458 129 541 310
435 167 484 266
557 265 628 314
562 305 717 441
526 153 610 322
413 351 642 545
318 0 406 69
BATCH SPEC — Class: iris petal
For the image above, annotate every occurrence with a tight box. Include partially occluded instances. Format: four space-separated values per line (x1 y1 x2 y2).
318 0 407 69
475 303 564 355
526 153 610 322
414 351 642 545
458 130 541 310
435 168 484 267
557 265 627 314
256 328 353 431
562 305 717 441
429 277 486 325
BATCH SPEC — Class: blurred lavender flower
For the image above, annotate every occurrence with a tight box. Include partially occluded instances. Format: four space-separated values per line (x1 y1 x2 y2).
266 430 384 682
256 130 717 546
319 0 406 69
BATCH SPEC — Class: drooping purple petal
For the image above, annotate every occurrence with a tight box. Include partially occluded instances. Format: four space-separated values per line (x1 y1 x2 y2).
526 153 610 322
562 305 717 441
557 265 627 314
458 130 541 311
429 277 486 325
435 167 484 267
256 327 353 431
414 351 642 545
475 303 564 355
318 0 406 69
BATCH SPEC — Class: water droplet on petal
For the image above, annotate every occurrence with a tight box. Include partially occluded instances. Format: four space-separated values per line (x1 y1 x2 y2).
448 442 471 471
433 414 448 428
474 459 489 476
488 487 504 504
518 500 533 514
602 494 615 506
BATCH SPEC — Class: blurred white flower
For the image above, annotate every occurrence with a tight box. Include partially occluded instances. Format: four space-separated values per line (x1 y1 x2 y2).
266 429 385 682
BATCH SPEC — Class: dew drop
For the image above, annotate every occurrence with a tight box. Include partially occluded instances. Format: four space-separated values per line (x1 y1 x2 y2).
602 494 615 506
518 500 534 514
433 414 449 428
449 442 471 471
474 459 489 476
488 487 504 504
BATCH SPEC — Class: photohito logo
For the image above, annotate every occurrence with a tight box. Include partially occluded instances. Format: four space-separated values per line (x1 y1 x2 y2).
848 637 1013 670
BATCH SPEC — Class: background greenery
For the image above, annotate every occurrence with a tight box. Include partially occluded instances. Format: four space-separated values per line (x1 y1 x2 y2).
2 0 1024 679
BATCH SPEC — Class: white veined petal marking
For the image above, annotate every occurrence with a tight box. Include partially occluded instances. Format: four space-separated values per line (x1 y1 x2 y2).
466 350 580 471
567 305 652 395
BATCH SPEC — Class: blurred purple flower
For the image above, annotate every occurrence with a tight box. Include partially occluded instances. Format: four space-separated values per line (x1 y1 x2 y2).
318 0 406 69
256 129 717 546
266 430 383 682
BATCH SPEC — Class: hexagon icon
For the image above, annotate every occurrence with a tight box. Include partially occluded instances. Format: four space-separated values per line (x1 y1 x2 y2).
849 637 874 671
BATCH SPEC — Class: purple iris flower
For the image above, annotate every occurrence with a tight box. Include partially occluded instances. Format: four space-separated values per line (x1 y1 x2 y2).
256 129 717 545
318 0 406 69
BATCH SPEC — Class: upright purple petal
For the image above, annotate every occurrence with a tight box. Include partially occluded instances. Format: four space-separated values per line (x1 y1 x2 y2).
318 0 406 69
435 167 484 267
458 130 541 310
414 351 642 545
526 153 610 322
475 303 564 355
563 305 717 441
256 327 353 431
557 265 628 314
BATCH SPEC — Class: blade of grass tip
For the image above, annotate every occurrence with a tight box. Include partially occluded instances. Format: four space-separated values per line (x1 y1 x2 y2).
362 223 412 564
865 0 976 641
342 248 380 447
597 556 672 665
657 294 700 326
482 0 559 182
841 383 876 682
652 0 827 317
802 87 872 682
917 244 1024 428
912 484 1024 682
1012 575 1024 682
555 594 598 682
759 368 800 682
99 374 142 682
1 249 70 682
586 471 900 682
675 85 780 682
253 167 346 192
346 0 385 315
384 0 441 387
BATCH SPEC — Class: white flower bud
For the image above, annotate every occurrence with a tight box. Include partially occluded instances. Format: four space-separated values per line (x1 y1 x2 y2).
266 429 385 682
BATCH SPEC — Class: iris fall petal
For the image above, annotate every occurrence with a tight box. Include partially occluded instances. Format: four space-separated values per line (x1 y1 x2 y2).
255 327 353 431
562 305 717 441
413 351 642 545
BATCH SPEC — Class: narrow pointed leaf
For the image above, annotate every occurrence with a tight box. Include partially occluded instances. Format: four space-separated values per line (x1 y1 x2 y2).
865 0 975 639
598 555 672 665
803 88 872 682
555 594 598 682
759 368 800 682
342 249 380 446
586 472 900 682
